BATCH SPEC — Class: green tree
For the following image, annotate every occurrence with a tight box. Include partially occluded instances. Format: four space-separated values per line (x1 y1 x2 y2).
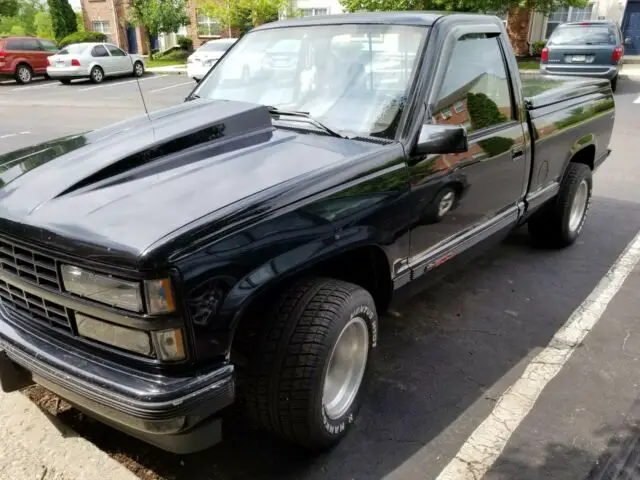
0 0 18 17
339 0 588 17
129 0 190 58
243 0 286 26
47 0 78 40
34 11 55 39
76 11 85 32
17 0 42 36
199 0 248 36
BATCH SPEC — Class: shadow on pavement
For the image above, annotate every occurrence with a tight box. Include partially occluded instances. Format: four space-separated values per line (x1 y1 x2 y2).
42 195 640 480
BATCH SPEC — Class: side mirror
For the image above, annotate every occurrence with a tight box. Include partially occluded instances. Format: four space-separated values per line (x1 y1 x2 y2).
414 124 468 156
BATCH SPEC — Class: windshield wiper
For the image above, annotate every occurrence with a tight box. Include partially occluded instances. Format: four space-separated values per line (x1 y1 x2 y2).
265 106 347 139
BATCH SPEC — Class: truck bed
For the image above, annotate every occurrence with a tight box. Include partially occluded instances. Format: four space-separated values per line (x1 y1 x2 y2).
522 74 611 110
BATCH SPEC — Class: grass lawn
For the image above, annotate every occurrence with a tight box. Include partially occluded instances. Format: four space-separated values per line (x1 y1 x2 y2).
145 49 189 69
518 59 540 70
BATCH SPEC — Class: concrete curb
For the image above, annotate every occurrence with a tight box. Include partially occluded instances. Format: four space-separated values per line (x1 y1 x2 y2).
0 389 137 480
147 66 187 75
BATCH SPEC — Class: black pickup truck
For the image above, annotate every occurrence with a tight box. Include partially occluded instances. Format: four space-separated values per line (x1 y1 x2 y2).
0 12 614 454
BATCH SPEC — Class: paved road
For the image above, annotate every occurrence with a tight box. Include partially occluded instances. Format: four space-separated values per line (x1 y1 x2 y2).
3 75 640 480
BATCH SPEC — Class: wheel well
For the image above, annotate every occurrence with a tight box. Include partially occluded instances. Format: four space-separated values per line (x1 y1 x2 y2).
15 62 32 72
232 245 393 358
570 144 595 171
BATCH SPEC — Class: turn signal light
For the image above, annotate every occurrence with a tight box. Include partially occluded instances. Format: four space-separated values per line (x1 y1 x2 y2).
541 47 549 62
612 45 623 62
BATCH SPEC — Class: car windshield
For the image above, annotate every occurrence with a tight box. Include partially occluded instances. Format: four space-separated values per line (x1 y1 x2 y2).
58 44 89 55
548 25 618 45
193 24 427 139
199 41 235 52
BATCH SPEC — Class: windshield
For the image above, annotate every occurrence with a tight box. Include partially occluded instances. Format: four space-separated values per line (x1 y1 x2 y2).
193 24 427 139
58 44 90 55
199 40 236 52
548 25 618 45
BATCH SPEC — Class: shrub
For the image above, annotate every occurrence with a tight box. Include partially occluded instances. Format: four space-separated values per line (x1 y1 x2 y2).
177 35 193 51
531 41 547 57
58 31 107 48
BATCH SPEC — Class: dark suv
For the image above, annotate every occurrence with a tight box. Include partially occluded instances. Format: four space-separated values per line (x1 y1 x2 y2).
0 36 58 84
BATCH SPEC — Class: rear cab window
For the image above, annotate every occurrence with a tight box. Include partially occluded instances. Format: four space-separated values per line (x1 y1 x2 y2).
548 24 619 45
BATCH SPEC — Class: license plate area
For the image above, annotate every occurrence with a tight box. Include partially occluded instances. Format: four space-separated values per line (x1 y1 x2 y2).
0 350 34 393
565 54 594 63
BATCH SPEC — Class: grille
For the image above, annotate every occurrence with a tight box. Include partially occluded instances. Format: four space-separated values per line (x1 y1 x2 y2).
0 280 73 333
0 237 61 290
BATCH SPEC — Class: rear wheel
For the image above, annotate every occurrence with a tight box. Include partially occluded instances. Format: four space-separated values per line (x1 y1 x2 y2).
243 277 377 450
89 66 104 84
15 64 33 84
528 162 593 248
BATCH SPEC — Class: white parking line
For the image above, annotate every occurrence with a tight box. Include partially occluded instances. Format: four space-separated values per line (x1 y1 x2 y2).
0 132 30 141
77 74 167 92
634 94 640 104
431 229 640 480
148 81 194 94
10 82 59 92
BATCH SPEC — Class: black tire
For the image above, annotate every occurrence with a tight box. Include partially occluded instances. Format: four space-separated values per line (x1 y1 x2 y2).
611 75 618 92
15 64 33 84
528 162 593 248
243 277 378 450
59 79 72 85
133 61 144 77
89 66 104 84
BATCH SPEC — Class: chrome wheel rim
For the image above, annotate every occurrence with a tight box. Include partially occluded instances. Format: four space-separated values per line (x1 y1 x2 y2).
322 316 369 420
93 69 103 82
19 67 31 83
135 63 143 76
438 191 455 217
569 180 589 232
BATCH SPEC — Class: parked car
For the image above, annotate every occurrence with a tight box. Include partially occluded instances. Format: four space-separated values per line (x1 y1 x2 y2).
46 42 145 84
0 12 614 454
0 36 58 84
540 20 624 91
187 38 237 82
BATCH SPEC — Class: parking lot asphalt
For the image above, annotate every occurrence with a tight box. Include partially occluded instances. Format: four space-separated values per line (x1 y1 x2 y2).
3 75 640 480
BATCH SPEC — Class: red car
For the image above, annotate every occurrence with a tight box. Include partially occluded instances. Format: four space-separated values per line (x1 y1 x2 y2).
0 36 58 84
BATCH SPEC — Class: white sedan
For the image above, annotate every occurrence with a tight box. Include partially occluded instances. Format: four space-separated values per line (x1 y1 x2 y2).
46 42 145 84
187 38 237 82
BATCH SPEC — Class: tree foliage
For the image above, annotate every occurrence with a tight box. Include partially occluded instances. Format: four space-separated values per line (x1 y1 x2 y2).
339 0 588 17
47 0 77 41
59 31 107 48
34 11 55 39
199 0 285 36
0 0 18 18
129 0 190 57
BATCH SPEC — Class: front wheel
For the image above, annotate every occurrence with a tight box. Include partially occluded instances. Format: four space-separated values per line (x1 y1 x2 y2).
528 162 593 248
15 64 33 84
133 61 144 78
244 277 377 450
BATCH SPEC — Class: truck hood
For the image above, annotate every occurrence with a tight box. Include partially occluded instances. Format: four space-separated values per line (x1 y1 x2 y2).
0 99 380 268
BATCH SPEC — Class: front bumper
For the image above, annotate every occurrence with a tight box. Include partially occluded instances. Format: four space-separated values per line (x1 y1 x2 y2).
540 64 621 80
187 63 214 80
0 310 235 453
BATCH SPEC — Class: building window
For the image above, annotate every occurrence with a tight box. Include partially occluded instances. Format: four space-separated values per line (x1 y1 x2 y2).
300 8 329 17
545 4 594 38
441 108 452 120
197 14 221 37
453 101 465 113
92 21 111 42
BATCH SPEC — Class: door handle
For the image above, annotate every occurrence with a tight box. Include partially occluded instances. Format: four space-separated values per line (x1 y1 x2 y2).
511 146 524 160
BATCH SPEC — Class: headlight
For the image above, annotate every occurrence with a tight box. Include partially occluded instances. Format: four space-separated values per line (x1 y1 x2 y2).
61 265 176 314
61 265 143 312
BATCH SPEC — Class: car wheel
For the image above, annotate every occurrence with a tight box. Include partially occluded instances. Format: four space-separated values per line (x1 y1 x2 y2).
15 64 33 85
133 61 144 78
90 66 104 84
611 74 618 92
59 79 72 85
244 277 377 450
528 162 593 248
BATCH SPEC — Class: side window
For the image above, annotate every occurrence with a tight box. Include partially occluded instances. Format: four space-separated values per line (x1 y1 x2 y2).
91 45 109 57
24 39 41 51
432 34 513 133
39 40 58 52
6 40 23 51
106 45 126 56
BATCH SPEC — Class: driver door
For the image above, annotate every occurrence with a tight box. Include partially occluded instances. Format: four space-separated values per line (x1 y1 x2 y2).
105 44 131 74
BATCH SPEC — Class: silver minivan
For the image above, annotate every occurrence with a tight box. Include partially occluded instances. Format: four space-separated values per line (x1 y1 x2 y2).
540 20 624 91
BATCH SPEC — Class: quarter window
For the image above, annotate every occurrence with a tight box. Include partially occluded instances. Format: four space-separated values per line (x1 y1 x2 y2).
433 34 513 133
106 44 126 56
91 45 109 57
